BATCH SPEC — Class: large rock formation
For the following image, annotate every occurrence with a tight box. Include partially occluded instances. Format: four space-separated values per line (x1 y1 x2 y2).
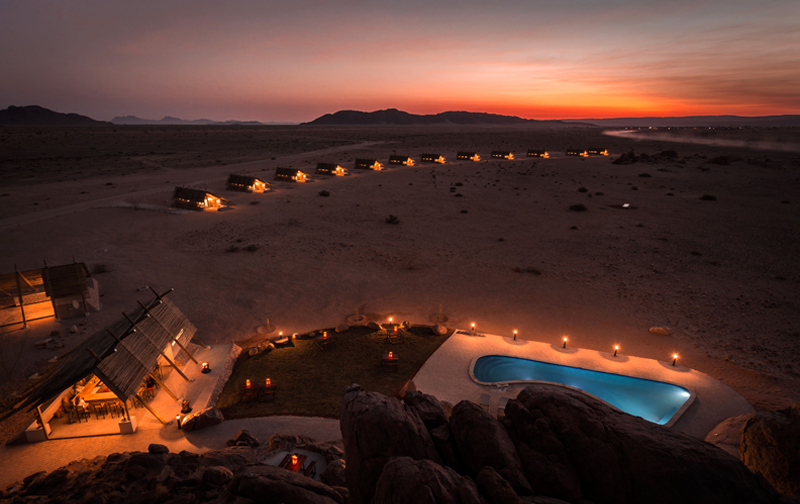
741 403 800 496
338 383 792 504
340 384 441 504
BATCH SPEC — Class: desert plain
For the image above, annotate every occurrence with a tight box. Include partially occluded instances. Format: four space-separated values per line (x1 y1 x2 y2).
1 123 799 439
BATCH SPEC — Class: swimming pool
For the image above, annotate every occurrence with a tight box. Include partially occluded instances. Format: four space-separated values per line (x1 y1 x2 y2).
472 355 693 426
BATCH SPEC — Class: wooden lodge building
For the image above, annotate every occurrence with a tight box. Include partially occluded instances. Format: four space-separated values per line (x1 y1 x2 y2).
420 154 446 164
15 289 205 441
527 149 550 158
566 148 589 157
388 155 415 166
315 163 348 176
491 151 514 160
274 167 310 183
171 187 231 211
0 261 101 328
587 148 609 156
457 152 481 161
354 159 384 171
226 174 272 193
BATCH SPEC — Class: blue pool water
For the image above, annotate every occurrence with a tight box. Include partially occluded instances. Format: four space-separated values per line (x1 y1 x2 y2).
473 355 691 425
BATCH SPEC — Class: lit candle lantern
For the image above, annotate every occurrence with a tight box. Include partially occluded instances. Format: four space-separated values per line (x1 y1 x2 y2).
563 336 568 348
614 345 619 357
201 362 210 373
245 379 251 388
672 354 678 366
323 331 327 339
513 329 517 341
266 378 271 387
388 351 393 359
291 454 298 466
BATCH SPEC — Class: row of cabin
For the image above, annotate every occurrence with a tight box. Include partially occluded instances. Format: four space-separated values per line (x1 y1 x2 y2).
566 148 609 157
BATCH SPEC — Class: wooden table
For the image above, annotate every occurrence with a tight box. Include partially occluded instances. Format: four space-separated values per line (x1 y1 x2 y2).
316 334 333 350
278 453 308 472
382 353 399 371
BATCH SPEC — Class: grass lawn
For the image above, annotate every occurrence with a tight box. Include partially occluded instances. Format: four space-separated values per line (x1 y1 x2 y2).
216 325 453 419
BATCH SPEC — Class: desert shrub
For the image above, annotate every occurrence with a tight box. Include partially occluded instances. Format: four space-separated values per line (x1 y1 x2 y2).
250 201 259 205
578 187 588 193
385 215 400 224
512 267 542 275
225 245 240 253
639 173 651 177
700 194 717 201
90 264 109 274
569 204 588 212
455 193 463 198
319 190 330 197
659 150 679 158
708 156 731 165
244 244 260 252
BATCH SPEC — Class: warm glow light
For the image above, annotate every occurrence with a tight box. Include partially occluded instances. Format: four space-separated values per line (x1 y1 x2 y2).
389 317 393 324
613 345 619 357
291 454 298 465
388 351 393 359
246 379 251 388
266 378 271 386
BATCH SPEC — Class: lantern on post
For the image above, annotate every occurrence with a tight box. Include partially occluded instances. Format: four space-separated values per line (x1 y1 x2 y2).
563 336 568 348
266 378 271 387
291 454 298 466
201 362 211 373
613 345 619 357
672 354 678 366
245 379 251 388
513 329 517 341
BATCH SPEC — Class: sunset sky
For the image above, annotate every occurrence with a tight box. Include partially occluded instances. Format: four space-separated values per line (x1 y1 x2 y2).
2 0 798 122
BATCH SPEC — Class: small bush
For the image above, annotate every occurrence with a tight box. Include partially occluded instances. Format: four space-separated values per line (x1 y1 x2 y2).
244 244 260 252
250 201 259 205
90 264 109 274
512 267 542 275
700 194 717 201
385 215 400 224
578 187 588 193
639 173 651 178
319 190 330 197
569 204 588 212
659 150 679 158
455 193 463 198
225 245 240 253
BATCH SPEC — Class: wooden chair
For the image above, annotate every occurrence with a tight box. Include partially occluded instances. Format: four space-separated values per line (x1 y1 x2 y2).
303 460 317 478
93 402 107 420
76 405 91 422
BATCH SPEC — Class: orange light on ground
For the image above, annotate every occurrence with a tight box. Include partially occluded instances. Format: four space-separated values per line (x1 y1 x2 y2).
245 379 251 388
323 331 327 339
388 351 393 359
291 454 298 466
266 378 271 387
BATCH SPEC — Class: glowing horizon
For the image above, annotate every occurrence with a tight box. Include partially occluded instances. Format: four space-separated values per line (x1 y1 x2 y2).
1 1 798 123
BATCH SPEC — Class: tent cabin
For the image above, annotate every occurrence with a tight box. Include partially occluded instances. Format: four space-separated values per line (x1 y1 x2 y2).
274 167 310 183
587 148 609 156
354 159 384 171
315 163 348 176
420 154 446 164
566 149 589 157
226 174 272 193
171 187 231 211
0 262 101 328
491 151 514 160
15 289 203 441
527 149 550 158
388 155 415 166
457 152 481 161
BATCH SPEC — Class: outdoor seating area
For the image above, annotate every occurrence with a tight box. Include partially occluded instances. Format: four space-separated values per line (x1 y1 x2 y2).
240 378 277 403
382 351 399 372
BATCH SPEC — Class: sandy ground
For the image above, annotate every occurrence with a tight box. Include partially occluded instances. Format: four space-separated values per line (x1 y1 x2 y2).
1 124 799 440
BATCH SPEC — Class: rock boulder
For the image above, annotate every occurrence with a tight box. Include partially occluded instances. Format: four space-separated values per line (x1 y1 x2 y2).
741 404 800 496
340 384 441 504
372 456 480 504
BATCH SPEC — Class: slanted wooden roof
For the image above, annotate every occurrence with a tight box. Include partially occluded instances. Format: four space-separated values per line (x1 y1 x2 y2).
42 263 90 299
15 291 195 413
457 151 478 157
172 187 230 204
275 167 304 176
227 174 269 186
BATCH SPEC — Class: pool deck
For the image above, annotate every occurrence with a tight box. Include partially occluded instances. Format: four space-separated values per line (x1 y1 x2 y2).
412 330 754 438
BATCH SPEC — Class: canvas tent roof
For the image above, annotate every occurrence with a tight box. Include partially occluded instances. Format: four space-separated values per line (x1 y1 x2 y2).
172 187 230 204
227 174 268 186
15 291 196 413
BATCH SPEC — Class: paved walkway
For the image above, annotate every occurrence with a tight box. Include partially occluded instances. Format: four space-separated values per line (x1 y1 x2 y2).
0 415 341 490
412 330 754 438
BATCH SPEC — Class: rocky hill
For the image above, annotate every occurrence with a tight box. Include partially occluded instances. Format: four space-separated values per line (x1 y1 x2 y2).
3 384 798 503
0 105 107 126
303 108 565 126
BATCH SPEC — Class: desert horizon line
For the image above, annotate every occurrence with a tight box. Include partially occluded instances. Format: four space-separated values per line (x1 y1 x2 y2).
3 104 800 126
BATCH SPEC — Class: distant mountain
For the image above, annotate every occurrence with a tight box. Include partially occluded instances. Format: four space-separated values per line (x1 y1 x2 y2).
0 105 108 126
110 115 266 126
303 108 563 126
566 115 800 128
